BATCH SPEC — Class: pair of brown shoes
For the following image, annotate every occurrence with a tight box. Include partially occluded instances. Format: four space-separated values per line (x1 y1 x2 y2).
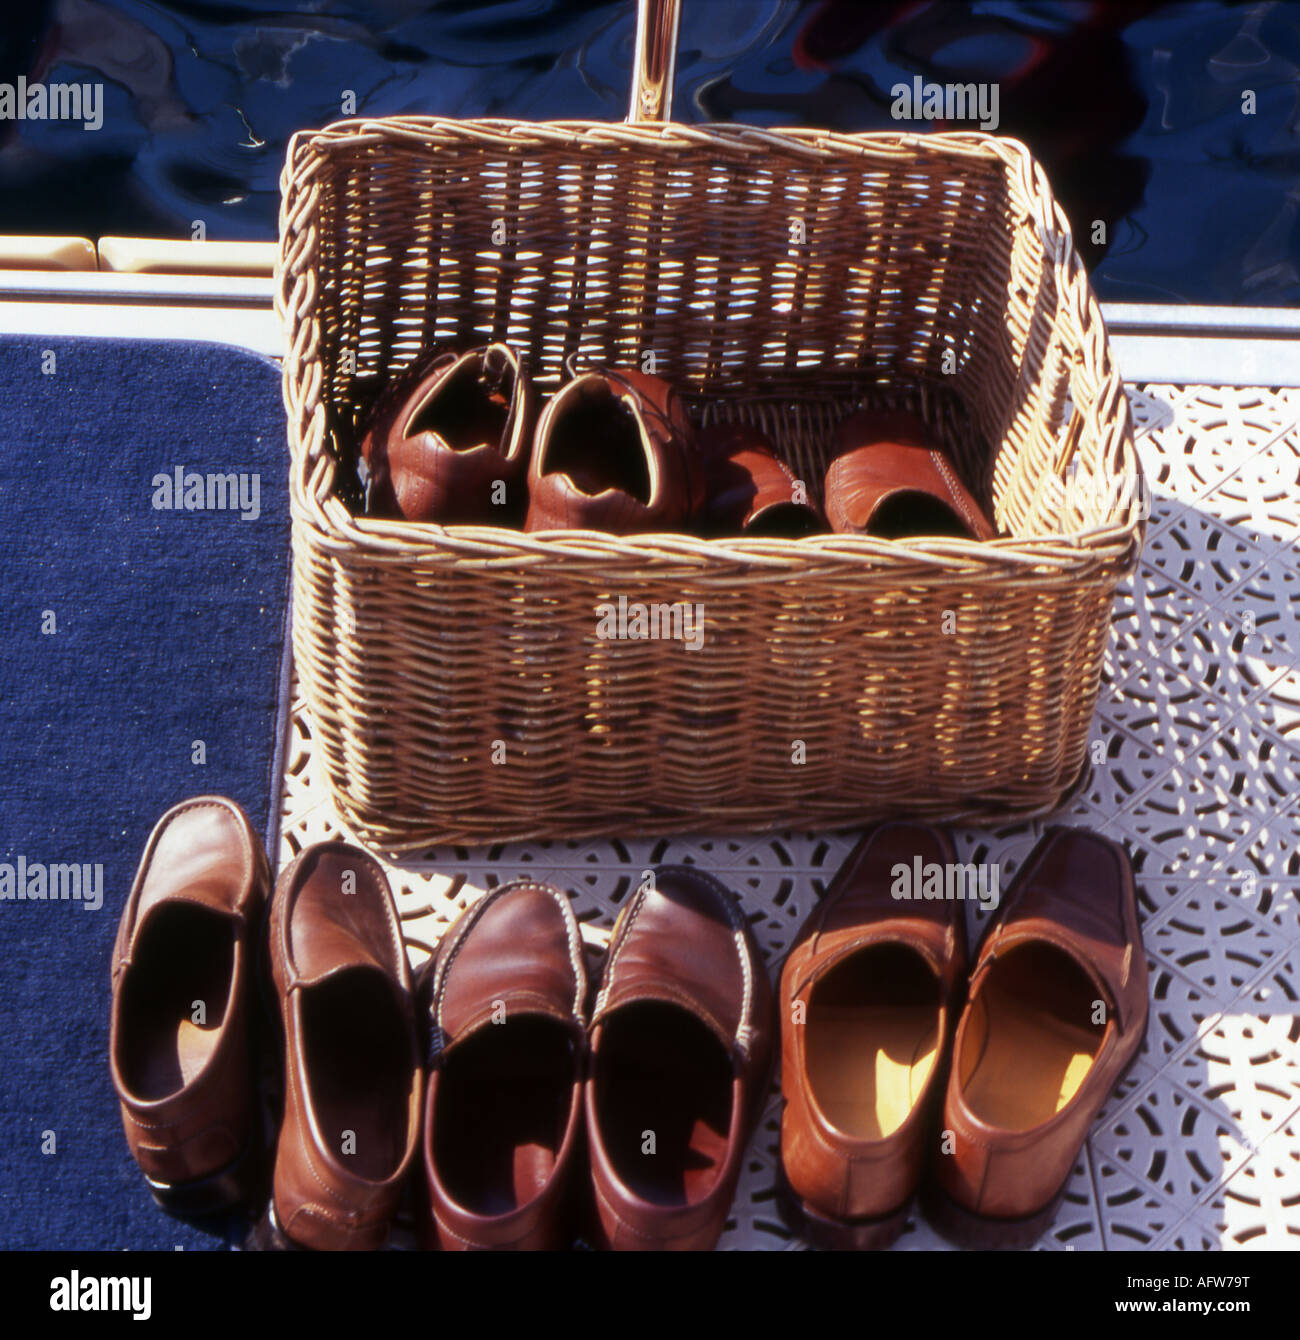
779 822 1147 1250
358 343 995 541
110 802 421 1249
358 345 703 534
698 409 995 541
423 867 771 1251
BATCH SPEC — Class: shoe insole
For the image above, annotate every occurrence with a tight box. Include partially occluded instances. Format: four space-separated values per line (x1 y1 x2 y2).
806 1006 938 1140
595 1002 731 1208
435 1016 576 1215
300 968 414 1180
961 945 1104 1131
804 944 940 1140
117 904 234 1101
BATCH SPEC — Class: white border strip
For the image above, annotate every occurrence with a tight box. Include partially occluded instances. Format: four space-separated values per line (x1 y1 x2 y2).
0 277 1294 385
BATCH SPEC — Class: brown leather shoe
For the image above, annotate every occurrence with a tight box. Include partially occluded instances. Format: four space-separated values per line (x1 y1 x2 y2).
927 827 1148 1248
697 421 824 538
586 865 772 1250
359 343 532 523
524 367 704 533
420 880 587 1251
110 796 270 1215
262 842 421 1250
824 408 995 539
779 821 966 1249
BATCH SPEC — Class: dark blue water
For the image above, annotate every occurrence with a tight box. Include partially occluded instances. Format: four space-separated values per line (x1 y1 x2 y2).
0 0 1296 305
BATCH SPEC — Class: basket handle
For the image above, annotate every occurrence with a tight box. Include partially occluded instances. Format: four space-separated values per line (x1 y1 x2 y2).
627 0 681 123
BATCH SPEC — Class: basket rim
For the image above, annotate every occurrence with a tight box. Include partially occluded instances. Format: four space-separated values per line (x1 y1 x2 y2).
276 117 1143 577
288 482 1141 577
283 116 1036 160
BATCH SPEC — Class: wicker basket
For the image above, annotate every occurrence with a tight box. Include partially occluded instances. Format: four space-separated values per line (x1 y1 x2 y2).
276 1 1142 851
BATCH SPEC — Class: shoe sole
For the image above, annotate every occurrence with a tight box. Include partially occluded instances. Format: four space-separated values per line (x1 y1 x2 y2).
776 1164 910 1251
244 1199 309 1251
920 1176 1067 1251
146 1134 261 1218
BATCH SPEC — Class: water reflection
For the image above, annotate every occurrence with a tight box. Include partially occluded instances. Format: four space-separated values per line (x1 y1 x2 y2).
0 0 1294 304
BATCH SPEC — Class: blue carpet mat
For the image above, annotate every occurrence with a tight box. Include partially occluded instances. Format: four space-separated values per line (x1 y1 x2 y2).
0 336 289 1249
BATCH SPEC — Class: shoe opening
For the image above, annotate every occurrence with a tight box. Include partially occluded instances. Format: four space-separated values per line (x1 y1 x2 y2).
868 491 971 539
116 904 235 1101
805 943 940 1141
301 968 414 1180
958 942 1106 1131
594 1001 732 1208
405 355 513 453
434 1015 577 1216
544 383 651 503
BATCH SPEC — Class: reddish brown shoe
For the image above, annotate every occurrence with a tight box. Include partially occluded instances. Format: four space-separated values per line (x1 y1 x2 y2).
110 796 270 1215
697 421 824 538
586 865 772 1251
359 343 532 523
824 408 995 539
779 822 966 1249
524 367 704 533
261 842 421 1251
420 880 587 1251
927 827 1148 1248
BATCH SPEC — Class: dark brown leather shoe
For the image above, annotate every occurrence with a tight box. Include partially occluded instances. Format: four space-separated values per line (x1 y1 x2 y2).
824 408 995 539
927 827 1148 1248
420 880 587 1251
359 343 532 523
586 865 772 1250
524 367 704 533
110 796 270 1215
697 421 824 538
263 842 421 1251
779 822 966 1248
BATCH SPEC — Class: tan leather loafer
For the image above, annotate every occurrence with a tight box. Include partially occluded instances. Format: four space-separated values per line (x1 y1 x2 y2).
360 343 532 523
697 421 824 537
262 842 421 1250
927 827 1148 1248
524 367 703 533
420 880 587 1251
110 796 270 1215
586 865 772 1250
779 821 966 1248
824 408 995 539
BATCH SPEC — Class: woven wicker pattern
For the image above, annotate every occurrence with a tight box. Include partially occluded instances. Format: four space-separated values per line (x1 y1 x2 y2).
277 118 1142 850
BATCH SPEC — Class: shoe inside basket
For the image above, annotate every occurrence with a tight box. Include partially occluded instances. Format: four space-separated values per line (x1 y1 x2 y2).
958 943 1106 1130
433 1016 577 1215
595 1002 732 1206
867 492 973 540
404 358 512 452
544 385 650 502
805 944 941 1140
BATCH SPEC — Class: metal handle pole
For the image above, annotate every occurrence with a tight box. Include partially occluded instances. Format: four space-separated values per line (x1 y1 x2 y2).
627 0 680 123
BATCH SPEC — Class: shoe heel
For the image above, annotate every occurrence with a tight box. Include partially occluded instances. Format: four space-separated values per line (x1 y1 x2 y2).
244 1200 309 1251
920 1177 1064 1250
146 1136 260 1218
777 1171 909 1250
